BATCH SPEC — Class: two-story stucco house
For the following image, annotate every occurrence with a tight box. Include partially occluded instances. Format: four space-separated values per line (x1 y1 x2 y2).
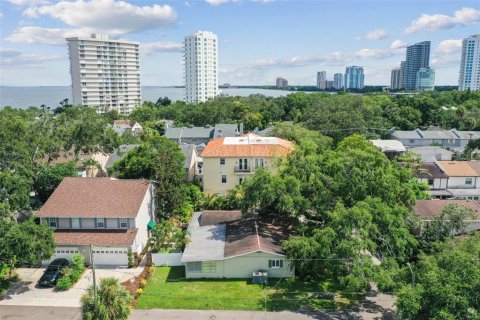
112 120 143 136
416 161 480 200
38 177 155 266
201 133 294 195
181 210 294 279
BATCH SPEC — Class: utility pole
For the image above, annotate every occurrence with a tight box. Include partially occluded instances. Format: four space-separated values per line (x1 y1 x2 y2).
89 244 97 309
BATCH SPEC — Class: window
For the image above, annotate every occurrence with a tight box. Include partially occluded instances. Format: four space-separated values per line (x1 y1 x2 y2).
221 175 227 183
220 158 225 165
96 218 106 228
448 139 455 144
187 262 202 272
48 218 57 228
239 158 248 170
119 218 128 229
202 261 216 273
428 179 434 186
465 177 473 185
239 177 245 184
255 158 265 169
269 260 284 269
71 218 80 229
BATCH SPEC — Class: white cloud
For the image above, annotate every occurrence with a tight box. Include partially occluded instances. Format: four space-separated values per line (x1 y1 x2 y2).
141 41 183 55
436 39 463 54
390 39 408 49
8 0 50 5
404 7 480 34
6 26 92 45
431 55 460 69
354 48 397 59
355 28 388 41
22 0 177 35
0 48 63 67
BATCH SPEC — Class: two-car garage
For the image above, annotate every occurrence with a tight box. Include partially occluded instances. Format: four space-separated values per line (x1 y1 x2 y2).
44 245 130 266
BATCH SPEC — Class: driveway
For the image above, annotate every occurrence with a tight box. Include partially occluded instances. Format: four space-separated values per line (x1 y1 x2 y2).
0 267 143 308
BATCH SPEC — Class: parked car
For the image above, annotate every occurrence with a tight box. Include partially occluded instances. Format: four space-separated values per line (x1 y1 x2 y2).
37 258 70 287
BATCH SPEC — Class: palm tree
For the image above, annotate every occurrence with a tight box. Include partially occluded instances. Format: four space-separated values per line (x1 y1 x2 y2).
81 277 132 320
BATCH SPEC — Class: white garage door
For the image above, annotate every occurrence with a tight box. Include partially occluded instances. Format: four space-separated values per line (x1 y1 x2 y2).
43 247 81 265
92 247 129 266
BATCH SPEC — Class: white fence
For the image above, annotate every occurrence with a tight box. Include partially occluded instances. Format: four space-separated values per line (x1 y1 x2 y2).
151 253 183 266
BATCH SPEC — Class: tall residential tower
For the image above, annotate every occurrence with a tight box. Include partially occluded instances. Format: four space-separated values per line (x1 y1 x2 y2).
390 68 402 90
459 34 480 91
345 66 364 90
403 41 431 90
316 71 327 89
333 73 344 90
66 33 141 115
184 31 219 104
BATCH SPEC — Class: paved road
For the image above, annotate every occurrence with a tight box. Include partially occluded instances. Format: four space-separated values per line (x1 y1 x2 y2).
0 306 397 320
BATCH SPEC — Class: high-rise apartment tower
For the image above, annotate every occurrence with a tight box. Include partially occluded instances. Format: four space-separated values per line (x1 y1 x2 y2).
459 34 480 91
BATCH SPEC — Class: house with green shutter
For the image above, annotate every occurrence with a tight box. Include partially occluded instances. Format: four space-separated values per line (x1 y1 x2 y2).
181 210 295 279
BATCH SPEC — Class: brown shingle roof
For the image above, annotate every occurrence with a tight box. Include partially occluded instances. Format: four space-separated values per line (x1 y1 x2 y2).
412 200 480 220
417 163 448 179
202 133 294 158
199 210 242 226
38 178 150 218
437 161 479 177
54 229 138 246
224 218 290 258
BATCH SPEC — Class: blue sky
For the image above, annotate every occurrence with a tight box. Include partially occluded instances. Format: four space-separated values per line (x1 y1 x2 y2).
0 0 479 86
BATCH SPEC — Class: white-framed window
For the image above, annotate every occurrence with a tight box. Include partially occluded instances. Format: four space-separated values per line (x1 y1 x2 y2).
448 139 455 144
255 158 265 169
48 218 57 228
239 158 248 170
96 218 106 228
71 218 80 229
119 218 128 229
269 259 284 269
202 261 216 273
221 175 227 183
428 179 434 186
187 262 202 272
465 177 473 185
220 158 225 165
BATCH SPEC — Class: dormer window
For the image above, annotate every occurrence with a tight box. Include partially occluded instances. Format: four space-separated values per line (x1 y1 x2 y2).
96 218 106 228
48 218 57 228
119 218 128 229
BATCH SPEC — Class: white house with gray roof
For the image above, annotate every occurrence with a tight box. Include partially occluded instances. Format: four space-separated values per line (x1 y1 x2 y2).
391 128 480 153
165 124 243 146
182 211 294 279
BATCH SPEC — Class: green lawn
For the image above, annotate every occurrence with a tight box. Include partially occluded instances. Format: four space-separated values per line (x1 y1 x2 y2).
135 267 361 311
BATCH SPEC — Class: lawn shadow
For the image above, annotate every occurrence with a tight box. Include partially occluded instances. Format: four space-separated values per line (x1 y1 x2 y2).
166 266 186 281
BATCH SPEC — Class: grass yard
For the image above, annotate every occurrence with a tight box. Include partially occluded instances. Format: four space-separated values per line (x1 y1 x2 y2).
135 267 361 311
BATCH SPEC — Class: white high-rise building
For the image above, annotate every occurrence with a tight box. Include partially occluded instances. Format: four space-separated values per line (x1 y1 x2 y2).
66 33 141 115
459 34 480 91
333 73 343 90
317 71 326 89
184 31 219 104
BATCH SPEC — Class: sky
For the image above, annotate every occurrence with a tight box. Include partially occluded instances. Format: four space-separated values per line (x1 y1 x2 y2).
0 0 479 86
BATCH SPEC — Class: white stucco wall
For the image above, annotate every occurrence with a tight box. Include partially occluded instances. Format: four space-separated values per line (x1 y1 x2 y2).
133 183 155 254
447 176 479 189
184 251 294 279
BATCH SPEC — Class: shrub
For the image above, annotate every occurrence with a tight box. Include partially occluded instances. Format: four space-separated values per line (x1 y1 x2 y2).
136 288 143 297
128 251 134 268
139 279 147 289
56 267 74 291
56 254 86 291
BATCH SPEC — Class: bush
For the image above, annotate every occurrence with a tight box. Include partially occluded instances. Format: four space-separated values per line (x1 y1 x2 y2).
56 254 85 291
128 251 134 268
136 288 143 297
139 279 147 289
56 267 74 291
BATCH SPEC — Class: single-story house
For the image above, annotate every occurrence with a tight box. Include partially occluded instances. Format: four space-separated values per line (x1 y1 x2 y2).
412 199 480 232
40 148 108 177
370 139 406 159
181 210 294 279
112 120 143 136
38 177 155 266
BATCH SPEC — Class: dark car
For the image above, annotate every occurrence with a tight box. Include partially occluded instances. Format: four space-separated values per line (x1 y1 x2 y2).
37 258 70 287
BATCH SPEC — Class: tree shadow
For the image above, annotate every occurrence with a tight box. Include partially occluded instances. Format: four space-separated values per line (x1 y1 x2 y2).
2 280 32 298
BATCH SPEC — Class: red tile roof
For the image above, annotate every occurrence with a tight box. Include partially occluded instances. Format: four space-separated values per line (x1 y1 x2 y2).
54 229 138 246
38 178 150 218
202 133 294 158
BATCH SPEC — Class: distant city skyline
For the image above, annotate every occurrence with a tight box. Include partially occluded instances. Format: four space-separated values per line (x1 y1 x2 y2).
1 1 479 86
